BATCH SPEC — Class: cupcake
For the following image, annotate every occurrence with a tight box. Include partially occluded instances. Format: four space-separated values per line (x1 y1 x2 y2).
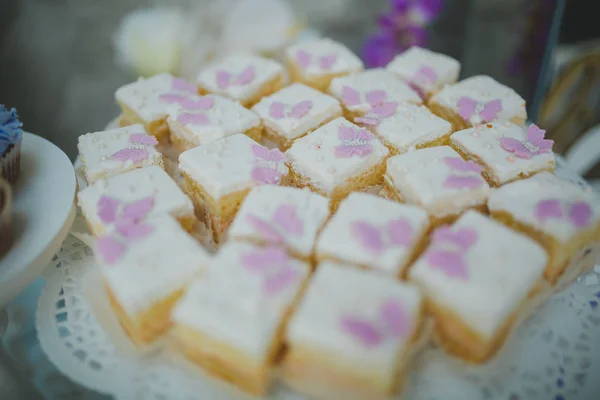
0 106 23 183
0 178 12 258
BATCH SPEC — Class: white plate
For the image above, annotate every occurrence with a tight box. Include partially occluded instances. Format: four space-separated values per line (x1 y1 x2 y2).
0 133 77 307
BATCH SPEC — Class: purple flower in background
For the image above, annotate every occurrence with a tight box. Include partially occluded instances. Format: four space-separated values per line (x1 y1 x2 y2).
362 0 443 68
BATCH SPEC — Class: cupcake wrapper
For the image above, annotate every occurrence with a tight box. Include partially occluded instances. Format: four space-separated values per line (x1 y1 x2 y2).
1 140 22 184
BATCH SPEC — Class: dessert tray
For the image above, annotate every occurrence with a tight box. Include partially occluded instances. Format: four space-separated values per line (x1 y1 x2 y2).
0 132 76 308
36 157 600 400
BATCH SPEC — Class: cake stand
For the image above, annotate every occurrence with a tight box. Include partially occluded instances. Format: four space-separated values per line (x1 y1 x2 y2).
0 133 77 308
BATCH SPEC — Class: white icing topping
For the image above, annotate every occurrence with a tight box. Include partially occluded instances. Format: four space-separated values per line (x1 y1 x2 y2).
373 102 452 153
178 134 289 200
316 192 429 275
488 172 600 243
328 69 422 114
386 46 460 95
173 242 309 362
252 83 342 140
285 117 389 195
450 122 555 185
167 94 261 147
78 124 163 184
287 261 422 380
229 186 330 258
115 73 197 123
408 211 546 340
285 38 364 78
430 75 526 125
196 54 284 103
101 214 210 316
78 166 194 235
385 146 490 218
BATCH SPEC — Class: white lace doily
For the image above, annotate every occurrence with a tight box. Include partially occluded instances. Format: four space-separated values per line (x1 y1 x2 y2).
36 158 600 400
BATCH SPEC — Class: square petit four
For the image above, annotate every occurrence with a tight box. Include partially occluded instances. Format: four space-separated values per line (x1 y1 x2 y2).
178 134 290 243
386 46 461 100
384 146 490 224
369 101 452 155
196 54 286 107
285 117 389 205
282 261 423 400
166 94 262 151
78 165 196 236
285 38 364 92
428 75 527 131
97 214 210 345
115 73 198 141
172 243 310 395
328 68 422 122
450 122 555 186
252 83 343 150
78 124 163 184
316 192 430 277
229 185 330 261
407 211 546 362
488 172 600 283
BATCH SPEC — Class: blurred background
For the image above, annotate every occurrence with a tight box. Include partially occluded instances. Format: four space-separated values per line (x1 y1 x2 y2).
0 0 599 397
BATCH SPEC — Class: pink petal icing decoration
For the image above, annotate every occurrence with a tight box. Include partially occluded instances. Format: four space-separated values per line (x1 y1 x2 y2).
129 133 158 146
241 246 289 271
251 167 282 184
569 202 592 228
534 199 563 223
354 116 379 126
246 215 284 243
289 100 313 118
371 101 398 118
334 126 374 158
340 317 383 347
114 221 153 239
273 204 303 235
431 226 478 251
172 77 197 94
120 196 154 223
457 97 477 120
111 148 149 163
296 50 311 69
178 112 209 125
319 54 337 69
479 99 503 122
181 96 213 110
269 102 286 119
351 221 385 254
380 300 409 337
335 144 373 158
387 219 413 247
444 157 482 173
264 266 298 295
457 97 502 122
342 86 361 106
252 144 285 163
233 66 255 85
216 70 232 89
500 124 553 159
97 196 119 224
499 137 532 159
412 66 438 86
527 124 554 153
366 90 387 106
96 236 126 264
159 93 187 105
425 249 469 279
444 175 484 189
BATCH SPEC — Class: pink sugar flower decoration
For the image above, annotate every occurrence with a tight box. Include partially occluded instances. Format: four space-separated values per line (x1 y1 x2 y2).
535 199 592 229
424 226 478 279
241 246 299 295
159 94 213 111
296 50 337 70
351 218 413 255
111 133 158 164
177 112 209 126
246 204 304 244
500 124 553 159
341 299 410 347
269 100 313 119
216 65 255 89
355 101 398 126
171 77 197 94
443 157 485 189
334 125 375 158
457 97 503 123
251 144 285 185
95 196 154 264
